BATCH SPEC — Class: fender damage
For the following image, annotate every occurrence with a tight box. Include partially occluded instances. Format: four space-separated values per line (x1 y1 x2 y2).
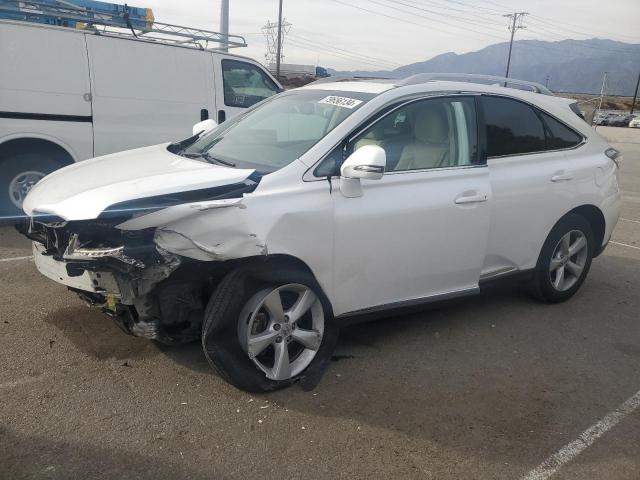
21 167 267 345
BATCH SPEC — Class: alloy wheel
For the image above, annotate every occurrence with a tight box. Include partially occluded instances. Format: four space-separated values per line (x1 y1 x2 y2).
9 170 45 208
238 284 325 381
549 230 588 292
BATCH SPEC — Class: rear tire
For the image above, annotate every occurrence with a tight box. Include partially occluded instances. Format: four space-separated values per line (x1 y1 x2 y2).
0 153 60 221
530 213 595 303
201 263 338 393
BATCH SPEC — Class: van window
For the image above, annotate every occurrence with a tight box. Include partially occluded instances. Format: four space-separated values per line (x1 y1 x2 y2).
482 96 547 157
221 59 279 108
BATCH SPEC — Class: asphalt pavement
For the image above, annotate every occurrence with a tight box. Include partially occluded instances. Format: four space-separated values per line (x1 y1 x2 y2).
1 126 639 480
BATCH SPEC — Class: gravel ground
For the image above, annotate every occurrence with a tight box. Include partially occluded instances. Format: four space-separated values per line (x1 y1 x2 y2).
1 126 639 480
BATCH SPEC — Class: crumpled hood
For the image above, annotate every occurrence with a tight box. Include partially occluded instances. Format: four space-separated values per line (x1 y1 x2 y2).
23 143 255 221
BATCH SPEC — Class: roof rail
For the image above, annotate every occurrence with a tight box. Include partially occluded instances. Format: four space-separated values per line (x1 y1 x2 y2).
0 0 247 50
397 73 554 96
310 76 392 85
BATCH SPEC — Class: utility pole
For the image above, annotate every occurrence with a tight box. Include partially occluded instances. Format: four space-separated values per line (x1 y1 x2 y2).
631 71 640 114
220 0 229 52
545 75 550 88
597 71 608 119
504 12 527 79
276 0 284 80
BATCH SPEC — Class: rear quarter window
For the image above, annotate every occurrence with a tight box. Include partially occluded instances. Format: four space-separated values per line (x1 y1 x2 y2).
539 111 583 150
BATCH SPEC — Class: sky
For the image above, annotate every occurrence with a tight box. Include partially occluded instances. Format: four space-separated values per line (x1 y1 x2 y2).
143 0 640 71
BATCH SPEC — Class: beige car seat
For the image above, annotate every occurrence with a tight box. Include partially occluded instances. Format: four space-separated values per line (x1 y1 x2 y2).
354 124 385 150
395 107 450 171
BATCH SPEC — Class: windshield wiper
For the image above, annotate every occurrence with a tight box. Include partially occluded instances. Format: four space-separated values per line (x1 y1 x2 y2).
183 152 236 168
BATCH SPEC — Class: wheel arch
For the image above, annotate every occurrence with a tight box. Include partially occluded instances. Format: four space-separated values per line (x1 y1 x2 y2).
564 204 606 256
0 135 77 167
231 253 334 316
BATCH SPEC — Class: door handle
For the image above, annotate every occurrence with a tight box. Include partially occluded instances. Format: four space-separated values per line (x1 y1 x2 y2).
454 193 488 205
218 110 226 124
551 171 573 182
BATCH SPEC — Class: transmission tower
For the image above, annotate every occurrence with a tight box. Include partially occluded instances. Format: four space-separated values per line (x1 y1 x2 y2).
262 19 292 67
504 12 527 79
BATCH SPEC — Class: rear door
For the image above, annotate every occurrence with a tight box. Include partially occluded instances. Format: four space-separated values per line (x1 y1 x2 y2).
87 36 216 156
480 95 575 276
331 95 492 316
212 56 280 124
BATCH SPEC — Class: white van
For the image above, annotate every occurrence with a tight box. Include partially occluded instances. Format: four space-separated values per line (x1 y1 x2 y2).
0 19 281 216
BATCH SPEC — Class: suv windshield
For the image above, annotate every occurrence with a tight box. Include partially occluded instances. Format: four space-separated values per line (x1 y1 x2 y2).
182 90 375 173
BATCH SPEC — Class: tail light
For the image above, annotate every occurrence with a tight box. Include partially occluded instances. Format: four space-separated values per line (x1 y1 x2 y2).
605 148 622 168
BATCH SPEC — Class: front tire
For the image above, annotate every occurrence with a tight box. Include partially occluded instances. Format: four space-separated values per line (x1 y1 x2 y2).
201 264 338 392
530 213 595 303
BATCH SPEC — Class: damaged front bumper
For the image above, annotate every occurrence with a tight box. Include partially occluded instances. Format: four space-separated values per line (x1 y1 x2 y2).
25 218 207 345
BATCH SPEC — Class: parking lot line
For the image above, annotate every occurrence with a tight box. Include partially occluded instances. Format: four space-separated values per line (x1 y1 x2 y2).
522 389 640 480
609 241 640 251
620 217 640 225
0 255 33 263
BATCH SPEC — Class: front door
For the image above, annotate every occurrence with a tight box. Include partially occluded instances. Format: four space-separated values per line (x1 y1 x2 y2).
331 96 492 317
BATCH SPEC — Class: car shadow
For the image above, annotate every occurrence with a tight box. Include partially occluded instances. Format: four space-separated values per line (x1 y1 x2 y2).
0 426 223 480
39 252 640 465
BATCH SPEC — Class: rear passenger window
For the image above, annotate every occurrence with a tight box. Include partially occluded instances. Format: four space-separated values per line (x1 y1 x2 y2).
221 59 279 108
539 112 583 149
482 96 546 157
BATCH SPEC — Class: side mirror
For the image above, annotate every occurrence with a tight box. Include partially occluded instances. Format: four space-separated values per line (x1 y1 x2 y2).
192 119 217 136
340 145 386 180
339 145 386 198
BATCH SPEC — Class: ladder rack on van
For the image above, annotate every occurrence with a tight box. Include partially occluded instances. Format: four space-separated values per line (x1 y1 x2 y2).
0 0 247 50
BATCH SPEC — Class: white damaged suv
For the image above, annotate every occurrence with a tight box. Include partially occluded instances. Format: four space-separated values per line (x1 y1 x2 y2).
20 75 622 392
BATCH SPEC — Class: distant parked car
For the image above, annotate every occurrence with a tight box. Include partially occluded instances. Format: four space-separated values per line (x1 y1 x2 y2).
593 112 616 126
629 115 640 128
607 114 634 127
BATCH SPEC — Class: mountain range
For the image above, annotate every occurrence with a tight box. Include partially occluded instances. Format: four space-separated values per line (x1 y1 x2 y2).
330 39 640 95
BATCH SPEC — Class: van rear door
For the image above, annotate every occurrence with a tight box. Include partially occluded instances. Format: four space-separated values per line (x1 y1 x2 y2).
86 35 216 156
213 56 281 124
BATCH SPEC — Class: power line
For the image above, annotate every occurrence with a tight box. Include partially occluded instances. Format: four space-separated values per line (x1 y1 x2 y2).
400 0 505 19
328 0 505 44
525 21 640 52
527 13 640 43
366 0 506 39
378 0 508 31
285 38 398 70
521 25 640 56
288 34 402 68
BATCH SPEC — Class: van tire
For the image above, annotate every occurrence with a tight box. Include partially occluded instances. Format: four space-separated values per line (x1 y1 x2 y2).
0 153 60 220
201 263 338 393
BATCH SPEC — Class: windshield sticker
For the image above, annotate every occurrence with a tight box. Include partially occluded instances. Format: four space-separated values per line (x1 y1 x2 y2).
318 96 363 109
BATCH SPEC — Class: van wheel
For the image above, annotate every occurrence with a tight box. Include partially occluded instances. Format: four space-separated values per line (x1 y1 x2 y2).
202 264 338 392
0 154 59 220
530 214 594 303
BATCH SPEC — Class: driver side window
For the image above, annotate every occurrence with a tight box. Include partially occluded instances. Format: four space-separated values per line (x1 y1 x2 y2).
221 59 280 108
351 97 479 172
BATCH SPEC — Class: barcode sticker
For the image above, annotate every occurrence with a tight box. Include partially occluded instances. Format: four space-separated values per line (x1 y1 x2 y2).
318 96 363 109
